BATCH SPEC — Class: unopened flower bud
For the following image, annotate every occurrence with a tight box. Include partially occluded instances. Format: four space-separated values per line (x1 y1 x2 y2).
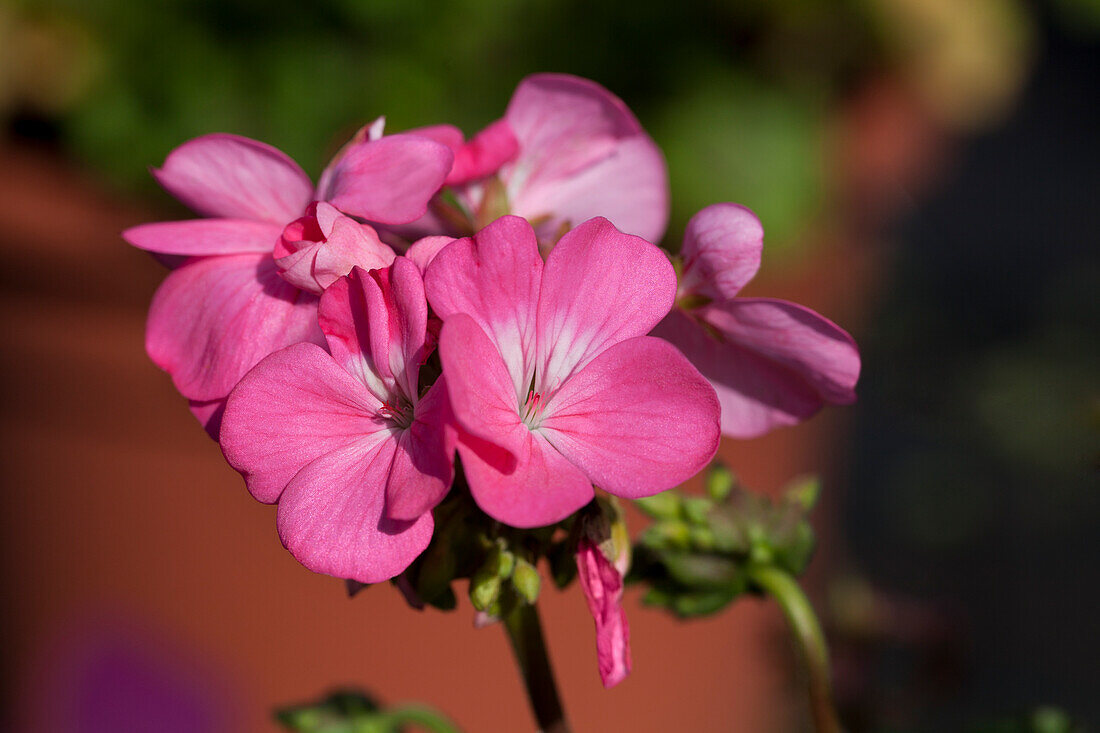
512 558 541 604
469 570 502 613
705 462 736 502
683 497 712 526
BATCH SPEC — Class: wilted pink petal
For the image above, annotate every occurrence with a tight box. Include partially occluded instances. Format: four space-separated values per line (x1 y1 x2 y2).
540 336 720 498
274 202 395 294
576 539 631 688
503 74 669 243
152 133 313 224
678 203 763 301
146 253 323 402
320 134 454 225
123 219 282 256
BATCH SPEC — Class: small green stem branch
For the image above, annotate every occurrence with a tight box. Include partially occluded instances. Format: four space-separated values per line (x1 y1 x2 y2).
382 705 463 733
503 602 572 733
748 564 842 733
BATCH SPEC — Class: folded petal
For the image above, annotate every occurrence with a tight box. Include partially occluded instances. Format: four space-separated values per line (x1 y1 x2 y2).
385 379 455 521
275 202 395 294
188 398 226 441
576 539 632 688
321 134 454 225
446 119 519 186
153 133 312 223
540 336 720 498
425 216 542 400
678 203 763 301
146 253 324 402
276 438 435 584
124 219 282 256
504 73 669 242
319 259 427 404
537 217 676 389
220 342 389 503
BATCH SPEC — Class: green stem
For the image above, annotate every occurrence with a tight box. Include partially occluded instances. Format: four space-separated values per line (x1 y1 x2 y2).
383 705 462 733
748 564 842 733
502 602 571 733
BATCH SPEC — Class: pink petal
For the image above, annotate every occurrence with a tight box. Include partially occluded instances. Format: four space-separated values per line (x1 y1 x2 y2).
652 301 860 438
153 133 312 224
145 253 323 401
274 202 395 294
385 379 456 521
575 539 631 688
276 438 435 584
188 398 226 440
540 336 720 498
425 215 542 400
446 118 519 186
678 203 763 301
405 235 455 275
405 123 465 152
536 217 676 388
320 134 454 225
438 314 592 526
123 219 282 256
503 73 669 242
318 259 427 403
220 342 388 503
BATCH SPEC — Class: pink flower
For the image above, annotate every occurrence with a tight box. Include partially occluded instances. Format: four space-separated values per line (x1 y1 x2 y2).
424 215 720 528
399 73 669 247
576 538 631 688
123 130 453 436
219 258 454 583
652 204 861 438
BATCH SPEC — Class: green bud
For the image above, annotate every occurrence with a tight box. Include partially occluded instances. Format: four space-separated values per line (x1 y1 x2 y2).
635 490 682 520
511 558 541 604
641 519 692 550
705 462 736 502
689 525 716 551
683 496 712 525
468 565 502 612
495 548 516 580
783 474 821 513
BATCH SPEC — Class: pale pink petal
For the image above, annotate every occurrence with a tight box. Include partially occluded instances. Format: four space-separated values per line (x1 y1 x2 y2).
146 253 323 402
651 303 860 438
274 202 395 294
536 217 676 389
678 203 763 301
188 398 226 440
405 236 455 275
220 343 388 503
318 260 427 403
124 219 281 256
276 438 435 584
153 133 312 224
316 124 375 200
425 215 542 400
539 336 720 499
503 73 669 242
446 118 518 185
576 539 631 688
405 123 465 152
321 134 454 225
385 379 455 521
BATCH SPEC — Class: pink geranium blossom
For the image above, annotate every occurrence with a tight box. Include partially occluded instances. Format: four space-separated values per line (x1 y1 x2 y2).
424 215 720 528
400 73 669 247
123 129 453 435
219 259 454 582
652 204 861 438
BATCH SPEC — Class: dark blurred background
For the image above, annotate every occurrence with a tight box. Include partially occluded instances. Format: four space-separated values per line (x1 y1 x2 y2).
1 0 1096 730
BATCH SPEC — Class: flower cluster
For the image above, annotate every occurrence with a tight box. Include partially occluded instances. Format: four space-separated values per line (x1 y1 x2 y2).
125 73 859 688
